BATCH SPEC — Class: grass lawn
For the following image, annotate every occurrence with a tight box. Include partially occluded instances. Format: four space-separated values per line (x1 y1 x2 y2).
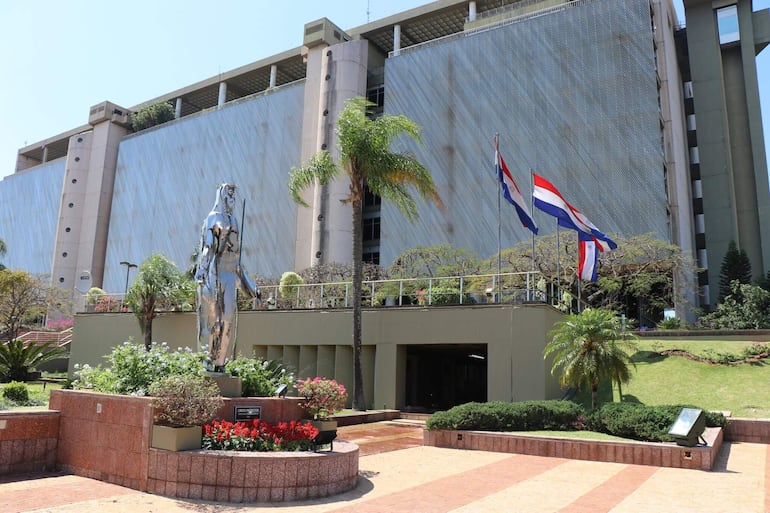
0 381 64 410
574 339 770 418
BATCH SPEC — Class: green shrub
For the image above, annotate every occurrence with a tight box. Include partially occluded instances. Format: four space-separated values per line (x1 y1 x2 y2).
225 357 294 397
586 403 726 442
426 400 585 432
149 374 223 427
72 341 207 395
129 102 175 132
657 317 681 330
2 381 29 404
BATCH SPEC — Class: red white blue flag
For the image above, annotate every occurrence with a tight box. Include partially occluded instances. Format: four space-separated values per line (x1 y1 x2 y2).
495 141 538 235
532 173 616 249
578 231 602 282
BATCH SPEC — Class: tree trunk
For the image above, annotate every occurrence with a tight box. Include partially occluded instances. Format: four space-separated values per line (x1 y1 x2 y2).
591 382 598 410
144 313 153 351
351 195 366 411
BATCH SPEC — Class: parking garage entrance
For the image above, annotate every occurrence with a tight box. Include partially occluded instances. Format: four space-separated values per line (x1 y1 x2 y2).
404 343 487 412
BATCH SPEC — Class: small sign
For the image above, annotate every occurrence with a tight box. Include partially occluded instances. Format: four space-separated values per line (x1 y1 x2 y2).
234 406 261 421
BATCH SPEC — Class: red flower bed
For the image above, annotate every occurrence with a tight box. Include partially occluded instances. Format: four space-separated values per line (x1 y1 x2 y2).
202 419 319 452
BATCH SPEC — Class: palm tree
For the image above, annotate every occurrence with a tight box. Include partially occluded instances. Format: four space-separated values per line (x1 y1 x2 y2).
125 254 193 350
288 97 443 410
543 308 636 409
0 237 6 270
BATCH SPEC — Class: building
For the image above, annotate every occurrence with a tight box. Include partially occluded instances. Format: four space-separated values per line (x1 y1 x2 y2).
0 0 768 313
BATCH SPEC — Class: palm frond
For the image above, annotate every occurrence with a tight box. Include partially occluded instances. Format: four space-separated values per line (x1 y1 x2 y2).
288 151 338 206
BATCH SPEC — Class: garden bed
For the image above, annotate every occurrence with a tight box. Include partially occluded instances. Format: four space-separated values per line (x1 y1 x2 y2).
48 390 359 501
424 426 723 471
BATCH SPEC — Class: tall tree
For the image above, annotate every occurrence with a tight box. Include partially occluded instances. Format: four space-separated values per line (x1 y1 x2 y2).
718 240 753 302
0 237 6 270
288 97 443 410
0 270 56 342
125 254 193 350
543 308 636 409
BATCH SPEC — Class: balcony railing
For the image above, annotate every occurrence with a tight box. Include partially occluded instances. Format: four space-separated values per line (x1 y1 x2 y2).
78 270 585 313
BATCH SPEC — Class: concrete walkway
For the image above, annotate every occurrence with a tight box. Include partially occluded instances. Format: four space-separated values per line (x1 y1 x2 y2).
2 422 769 513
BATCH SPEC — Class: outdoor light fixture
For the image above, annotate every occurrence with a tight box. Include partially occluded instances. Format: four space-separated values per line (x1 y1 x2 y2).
275 383 288 398
668 407 707 447
119 260 137 295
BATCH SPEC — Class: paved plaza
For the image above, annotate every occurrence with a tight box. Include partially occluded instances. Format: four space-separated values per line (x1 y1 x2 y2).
2 421 769 512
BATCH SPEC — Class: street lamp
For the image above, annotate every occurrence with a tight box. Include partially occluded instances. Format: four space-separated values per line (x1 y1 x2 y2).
120 261 137 296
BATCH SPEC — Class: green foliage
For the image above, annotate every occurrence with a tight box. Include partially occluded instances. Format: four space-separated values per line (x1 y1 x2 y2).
289 97 442 411
71 341 207 395
544 308 636 409
0 269 67 342
657 317 681 330
278 272 304 300
426 400 585 432
125 254 193 350
0 339 68 382
389 244 482 278
225 357 294 397
700 281 770 329
85 287 106 305
718 241 753 302
755 269 770 292
148 374 223 427
129 102 175 132
586 403 726 442
2 380 29 403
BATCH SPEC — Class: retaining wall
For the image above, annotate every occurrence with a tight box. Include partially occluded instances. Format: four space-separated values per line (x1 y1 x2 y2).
146 442 359 502
0 410 59 475
424 427 723 471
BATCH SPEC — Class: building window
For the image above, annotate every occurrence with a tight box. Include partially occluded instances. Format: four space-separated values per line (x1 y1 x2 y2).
363 250 380 265
363 217 381 242
717 5 739 45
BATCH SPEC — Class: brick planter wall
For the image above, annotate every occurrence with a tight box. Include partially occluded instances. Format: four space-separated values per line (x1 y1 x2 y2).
49 389 152 489
46 390 359 502
724 418 770 443
0 411 59 475
424 427 723 471
146 442 359 503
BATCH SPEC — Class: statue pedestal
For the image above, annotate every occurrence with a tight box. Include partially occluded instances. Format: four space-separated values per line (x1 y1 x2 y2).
206 373 242 398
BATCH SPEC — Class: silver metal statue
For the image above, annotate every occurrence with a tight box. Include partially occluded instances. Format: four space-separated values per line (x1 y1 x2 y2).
195 183 259 371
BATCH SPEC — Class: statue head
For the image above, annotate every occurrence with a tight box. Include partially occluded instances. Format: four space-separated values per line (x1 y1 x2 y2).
214 183 237 213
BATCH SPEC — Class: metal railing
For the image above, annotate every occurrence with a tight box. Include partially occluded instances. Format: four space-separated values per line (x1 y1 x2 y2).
75 270 598 315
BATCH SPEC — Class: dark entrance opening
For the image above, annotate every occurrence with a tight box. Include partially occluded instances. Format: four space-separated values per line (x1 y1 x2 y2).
404 344 487 412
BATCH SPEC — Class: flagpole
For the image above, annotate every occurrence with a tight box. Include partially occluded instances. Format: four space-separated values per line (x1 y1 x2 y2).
529 169 536 301
495 134 501 304
556 223 560 306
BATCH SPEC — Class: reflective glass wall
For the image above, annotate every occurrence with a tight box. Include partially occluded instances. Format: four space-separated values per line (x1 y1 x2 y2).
0 160 64 274
102 83 305 292
380 0 666 265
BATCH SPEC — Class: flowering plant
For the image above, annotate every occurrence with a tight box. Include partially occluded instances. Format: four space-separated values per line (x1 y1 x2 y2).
202 419 318 451
149 374 223 427
296 377 348 420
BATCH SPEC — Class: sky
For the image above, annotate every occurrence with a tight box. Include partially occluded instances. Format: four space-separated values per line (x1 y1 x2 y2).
0 0 768 181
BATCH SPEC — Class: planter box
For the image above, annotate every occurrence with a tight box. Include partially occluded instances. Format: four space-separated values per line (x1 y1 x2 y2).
151 425 202 452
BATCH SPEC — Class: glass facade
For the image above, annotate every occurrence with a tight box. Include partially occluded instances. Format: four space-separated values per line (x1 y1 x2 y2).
380 0 666 266
0 160 64 274
101 84 305 292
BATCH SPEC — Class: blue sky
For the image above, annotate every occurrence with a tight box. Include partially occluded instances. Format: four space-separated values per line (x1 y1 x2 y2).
0 0 767 180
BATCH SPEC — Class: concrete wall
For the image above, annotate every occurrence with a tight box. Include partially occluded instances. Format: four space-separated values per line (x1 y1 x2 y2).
69 304 564 411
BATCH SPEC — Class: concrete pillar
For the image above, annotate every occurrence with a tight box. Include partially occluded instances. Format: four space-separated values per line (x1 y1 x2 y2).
218 82 227 108
393 24 401 56
41 145 48 163
175 97 182 119
269 64 277 88
469 1 477 22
